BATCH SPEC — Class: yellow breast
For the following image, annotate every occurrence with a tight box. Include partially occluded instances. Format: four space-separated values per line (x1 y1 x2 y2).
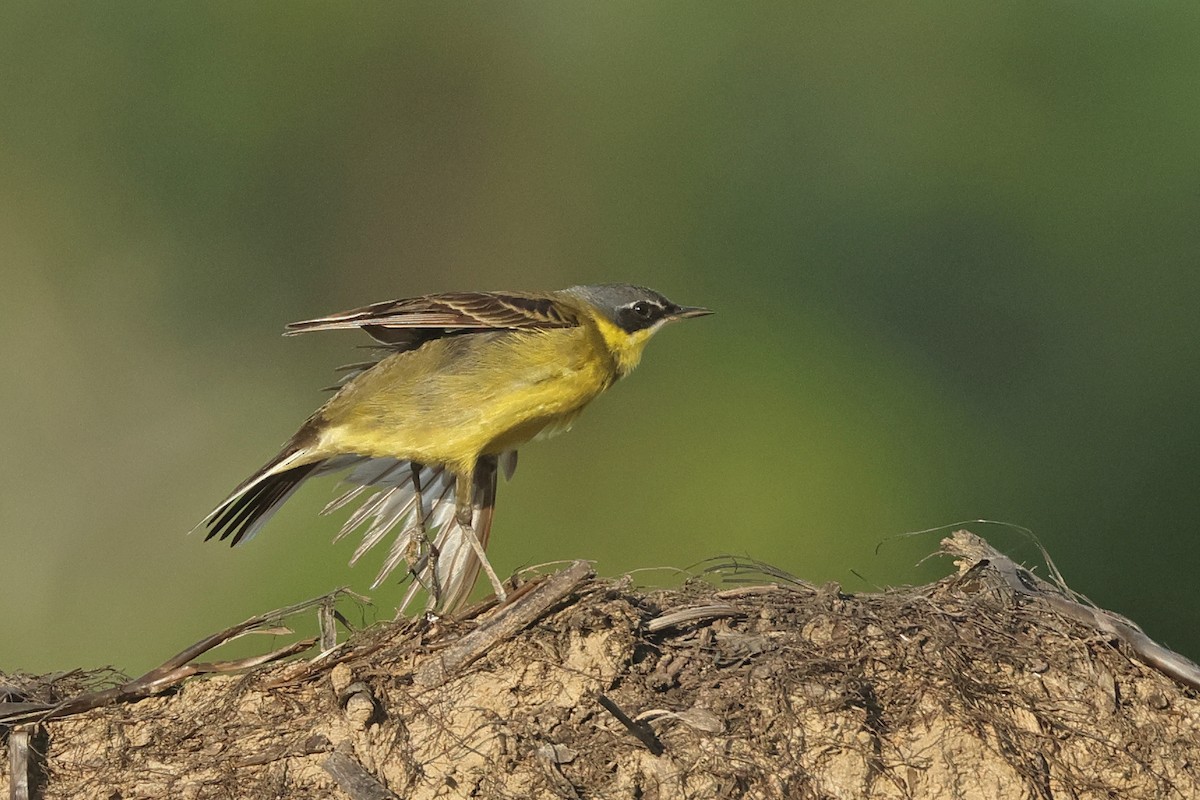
313 326 619 471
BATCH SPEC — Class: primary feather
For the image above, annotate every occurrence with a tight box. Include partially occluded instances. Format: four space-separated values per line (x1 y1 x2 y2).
284 291 580 342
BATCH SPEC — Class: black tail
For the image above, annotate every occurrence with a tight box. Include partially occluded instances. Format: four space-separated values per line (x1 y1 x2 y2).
203 461 320 546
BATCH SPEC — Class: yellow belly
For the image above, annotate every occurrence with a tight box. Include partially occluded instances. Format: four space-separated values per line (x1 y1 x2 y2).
313 327 616 472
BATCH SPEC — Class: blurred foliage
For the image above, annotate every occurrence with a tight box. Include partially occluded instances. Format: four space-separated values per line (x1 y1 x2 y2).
3 4 1200 673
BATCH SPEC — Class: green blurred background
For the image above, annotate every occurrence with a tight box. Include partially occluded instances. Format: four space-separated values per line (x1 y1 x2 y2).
3 5 1199 674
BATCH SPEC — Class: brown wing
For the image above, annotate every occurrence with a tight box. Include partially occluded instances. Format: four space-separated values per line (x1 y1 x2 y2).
284 291 581 348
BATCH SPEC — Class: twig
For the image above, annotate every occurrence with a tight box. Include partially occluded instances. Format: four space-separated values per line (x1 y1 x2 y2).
8 726 30 800
319 596 338 652
322 746 399 800
942 530 1200 692
596 693 664 756
0 589 359 725
414 560 594 688
646 604 745 633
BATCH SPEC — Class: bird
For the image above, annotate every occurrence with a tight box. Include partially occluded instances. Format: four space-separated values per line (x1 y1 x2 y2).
198 283 712 613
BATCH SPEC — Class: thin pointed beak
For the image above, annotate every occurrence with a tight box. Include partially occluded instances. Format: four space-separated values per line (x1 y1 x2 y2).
673 305 713 320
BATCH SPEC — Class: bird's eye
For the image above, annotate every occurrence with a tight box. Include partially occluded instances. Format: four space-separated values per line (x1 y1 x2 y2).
632 301 656 319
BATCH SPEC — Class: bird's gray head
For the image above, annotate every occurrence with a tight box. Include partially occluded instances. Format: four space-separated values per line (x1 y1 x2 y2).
565 283 712 333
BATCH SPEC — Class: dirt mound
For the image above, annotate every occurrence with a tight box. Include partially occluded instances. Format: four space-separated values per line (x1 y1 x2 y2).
3 533 1199 799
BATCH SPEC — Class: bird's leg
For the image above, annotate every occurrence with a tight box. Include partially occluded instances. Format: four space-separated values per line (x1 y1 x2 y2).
455 471 508 604
409 462 442 605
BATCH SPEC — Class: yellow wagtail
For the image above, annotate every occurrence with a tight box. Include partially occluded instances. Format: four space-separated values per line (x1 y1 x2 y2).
199 284 711 612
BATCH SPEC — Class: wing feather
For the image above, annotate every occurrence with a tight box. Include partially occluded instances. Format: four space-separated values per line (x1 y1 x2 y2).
284 291 580 346
319 455 503 612
399 458 498 613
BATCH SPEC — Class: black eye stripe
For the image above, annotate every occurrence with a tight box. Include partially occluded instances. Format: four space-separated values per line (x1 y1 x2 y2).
615 300 668 332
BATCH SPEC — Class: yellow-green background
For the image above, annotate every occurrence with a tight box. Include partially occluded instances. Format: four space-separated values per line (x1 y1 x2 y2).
4 5 1199 674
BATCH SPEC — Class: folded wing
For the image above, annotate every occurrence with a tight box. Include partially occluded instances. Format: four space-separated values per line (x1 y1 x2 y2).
284 291 581 348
